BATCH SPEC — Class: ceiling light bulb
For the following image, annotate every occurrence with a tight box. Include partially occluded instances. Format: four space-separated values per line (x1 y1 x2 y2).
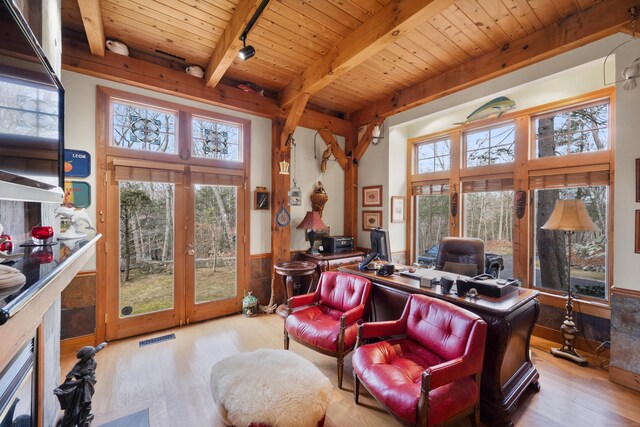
239 45 256 61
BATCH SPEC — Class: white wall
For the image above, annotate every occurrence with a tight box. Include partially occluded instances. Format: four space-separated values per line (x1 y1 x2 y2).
289 127 345 251
62 70 273 270
367 33 640 292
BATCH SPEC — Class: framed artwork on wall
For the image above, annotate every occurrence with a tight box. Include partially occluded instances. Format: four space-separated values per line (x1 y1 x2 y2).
391 196 406 223
636 210 640 254
362 211 382 231
636 159 640 202
254 186 270 210
363 185 383 207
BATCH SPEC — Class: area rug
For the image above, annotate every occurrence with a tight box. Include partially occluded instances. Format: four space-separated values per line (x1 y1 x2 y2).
98 408 149 427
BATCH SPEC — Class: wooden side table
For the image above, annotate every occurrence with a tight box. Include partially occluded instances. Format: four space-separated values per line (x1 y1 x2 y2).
274 261 318 318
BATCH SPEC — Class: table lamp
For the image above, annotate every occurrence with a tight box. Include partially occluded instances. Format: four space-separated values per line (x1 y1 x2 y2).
541 199 595 366
297 211 327 254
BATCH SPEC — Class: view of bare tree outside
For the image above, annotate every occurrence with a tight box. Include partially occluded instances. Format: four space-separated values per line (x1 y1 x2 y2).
535 102 608 157
192 117 241 162
194 185 237 304
112 102 176 153
416 138 450 173
0 79 58 138
119 181 175 317
463 191 514 277
534 186 608 299
465 123 515 167
415 194 449 257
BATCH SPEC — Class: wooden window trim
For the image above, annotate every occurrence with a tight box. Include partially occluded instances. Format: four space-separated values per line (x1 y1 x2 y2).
407 88 614 308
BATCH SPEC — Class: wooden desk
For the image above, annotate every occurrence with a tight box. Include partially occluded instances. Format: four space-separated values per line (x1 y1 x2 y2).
297 250 365 274
340 265 540 427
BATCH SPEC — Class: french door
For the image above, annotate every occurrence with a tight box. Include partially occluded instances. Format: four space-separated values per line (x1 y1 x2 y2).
104 161 246 340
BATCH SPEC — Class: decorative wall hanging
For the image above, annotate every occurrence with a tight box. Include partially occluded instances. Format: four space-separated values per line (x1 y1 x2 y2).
362 211 382 231
450 192 458 217
64 149 91 178
63 181 91 208
310 181 328 217
515 190 527 219
362 185 382 207
320 143 332 174
391 196 406 223
254 187 269 210
453 96 516 125
275 203 291 227
636 210 640 254
288 138 302 206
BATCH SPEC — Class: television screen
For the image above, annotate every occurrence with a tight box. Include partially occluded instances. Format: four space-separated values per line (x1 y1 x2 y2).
0 0 63 191
370 228 391 262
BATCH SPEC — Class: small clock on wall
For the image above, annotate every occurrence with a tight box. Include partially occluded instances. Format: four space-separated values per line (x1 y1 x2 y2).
254 186 270 210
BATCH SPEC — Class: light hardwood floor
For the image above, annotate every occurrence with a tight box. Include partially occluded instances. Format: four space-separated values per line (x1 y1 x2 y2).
61 314 640 427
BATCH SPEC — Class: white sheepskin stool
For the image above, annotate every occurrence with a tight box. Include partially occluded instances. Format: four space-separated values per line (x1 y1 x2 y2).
210 349 333 427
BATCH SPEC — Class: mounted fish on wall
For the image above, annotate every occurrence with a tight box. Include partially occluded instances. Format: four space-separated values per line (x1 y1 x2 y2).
454 96 516 125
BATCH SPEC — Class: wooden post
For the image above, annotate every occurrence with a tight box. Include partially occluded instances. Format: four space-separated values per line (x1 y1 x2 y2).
343 129 358 245
271 119 291 265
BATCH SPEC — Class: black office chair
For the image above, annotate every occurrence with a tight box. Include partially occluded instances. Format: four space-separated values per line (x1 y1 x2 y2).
435 237 485 276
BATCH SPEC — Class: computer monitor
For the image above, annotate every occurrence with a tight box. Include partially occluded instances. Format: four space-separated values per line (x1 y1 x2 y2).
370 228 391 262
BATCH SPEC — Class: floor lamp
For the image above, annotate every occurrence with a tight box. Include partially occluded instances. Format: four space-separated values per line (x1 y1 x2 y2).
541 199 595 366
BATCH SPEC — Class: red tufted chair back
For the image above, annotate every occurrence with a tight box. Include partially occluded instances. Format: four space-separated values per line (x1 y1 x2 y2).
317 271 371 314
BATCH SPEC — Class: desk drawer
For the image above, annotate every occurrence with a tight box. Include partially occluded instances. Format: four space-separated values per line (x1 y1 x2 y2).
327 256 363 270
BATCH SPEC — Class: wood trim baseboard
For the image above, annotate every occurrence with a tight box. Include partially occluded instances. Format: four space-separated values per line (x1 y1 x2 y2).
609 366 640 392
610 286 640 300
60 334 96 355
533 324 610 361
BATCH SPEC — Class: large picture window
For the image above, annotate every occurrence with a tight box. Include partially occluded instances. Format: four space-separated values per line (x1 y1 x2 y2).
409 89 613 305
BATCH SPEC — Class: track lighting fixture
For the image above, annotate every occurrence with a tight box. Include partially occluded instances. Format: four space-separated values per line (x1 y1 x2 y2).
239 38 255 61
237 0 270 61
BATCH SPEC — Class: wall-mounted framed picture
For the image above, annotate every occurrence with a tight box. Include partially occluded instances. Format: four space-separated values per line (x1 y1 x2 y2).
254 186 270 210
636 210 640 254
363 185 382 207
362 210 382 231
391 196 406 223
636 159 640 202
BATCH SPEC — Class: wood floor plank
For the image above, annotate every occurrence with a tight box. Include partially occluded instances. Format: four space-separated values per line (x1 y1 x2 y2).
61 314 640 426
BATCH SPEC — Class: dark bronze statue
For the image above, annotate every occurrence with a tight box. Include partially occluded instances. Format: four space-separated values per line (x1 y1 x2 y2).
54 342 107 427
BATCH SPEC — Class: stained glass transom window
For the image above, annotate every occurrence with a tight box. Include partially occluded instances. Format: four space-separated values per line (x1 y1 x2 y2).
112 101 176 153
192 116 241 162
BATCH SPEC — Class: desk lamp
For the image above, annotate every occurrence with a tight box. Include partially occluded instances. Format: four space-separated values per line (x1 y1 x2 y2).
297 211 327 254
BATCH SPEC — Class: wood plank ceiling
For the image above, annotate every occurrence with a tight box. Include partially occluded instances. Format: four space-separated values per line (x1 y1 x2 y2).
61 0 616 121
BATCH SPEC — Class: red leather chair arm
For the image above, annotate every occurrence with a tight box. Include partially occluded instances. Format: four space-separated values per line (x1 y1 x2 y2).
340 304 365 327
423 357 471 390
287 291 319 310
357 319 406 340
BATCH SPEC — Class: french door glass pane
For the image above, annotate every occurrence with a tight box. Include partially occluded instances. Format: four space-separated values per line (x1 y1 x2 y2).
463 191 514 278
119 181 175 317
194 184 237 304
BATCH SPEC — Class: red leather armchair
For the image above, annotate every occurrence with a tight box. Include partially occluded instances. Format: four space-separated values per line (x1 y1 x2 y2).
352 294 487 427
284 271 372 388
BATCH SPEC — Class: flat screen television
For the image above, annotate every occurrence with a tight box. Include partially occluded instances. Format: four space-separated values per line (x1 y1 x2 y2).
0 0 64 197
370 228 391 262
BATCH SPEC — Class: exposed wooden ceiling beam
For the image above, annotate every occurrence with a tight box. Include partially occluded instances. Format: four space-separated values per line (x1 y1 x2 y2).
351 0 638 126
279 0 455 108
318 129 348 171
205 0 265 88
76 0 105 57
62 38 354 137
279 93 310 149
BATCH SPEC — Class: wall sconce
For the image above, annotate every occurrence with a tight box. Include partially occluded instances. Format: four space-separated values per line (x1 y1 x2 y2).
371 121 383 146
